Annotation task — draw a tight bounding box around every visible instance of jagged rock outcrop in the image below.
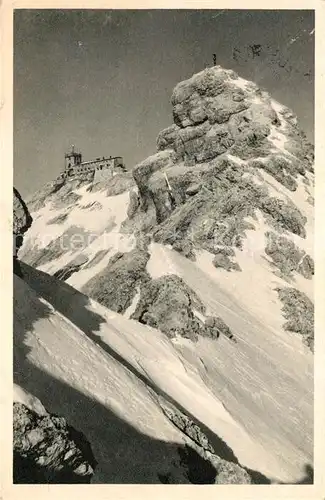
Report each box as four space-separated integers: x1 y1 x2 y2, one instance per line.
13 188 33 237
131 274 235 342
13 402 97 483
276 287 314 352
158 400 252 484
53 254 89 281
132 274 206 340
82 245 150 314
90 171 135 196
162 67 313 166
127 67 312 268
13 188 33 276
265 231 314 280
26 178 67 212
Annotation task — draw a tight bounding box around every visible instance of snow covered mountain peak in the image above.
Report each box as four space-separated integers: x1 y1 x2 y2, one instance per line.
15 65 314 483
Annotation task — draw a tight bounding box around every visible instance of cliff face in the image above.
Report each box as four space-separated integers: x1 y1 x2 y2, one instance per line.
13 191 98 484
131 67 313 242
18 66 314 483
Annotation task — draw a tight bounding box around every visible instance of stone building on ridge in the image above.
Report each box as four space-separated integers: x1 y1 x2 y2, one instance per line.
59 145 126 182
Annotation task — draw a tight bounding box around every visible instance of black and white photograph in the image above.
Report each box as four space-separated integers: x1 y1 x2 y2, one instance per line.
9 7 316 487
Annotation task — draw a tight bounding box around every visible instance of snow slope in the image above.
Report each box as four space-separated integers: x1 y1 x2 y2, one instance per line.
19 185 135 281
146 242 313 480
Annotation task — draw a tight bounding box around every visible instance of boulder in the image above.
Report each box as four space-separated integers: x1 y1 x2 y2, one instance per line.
13 402 97 483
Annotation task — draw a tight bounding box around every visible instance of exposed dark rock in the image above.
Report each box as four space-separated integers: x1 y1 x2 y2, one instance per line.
13 402 97 483
213 253 242 272
26 177 94 213
172 238 196 260
131 68 312 261
251 157 298 192
127 189 140 219
161 404 214 452
229 122 272 160
265 231 314 280
132 149 176 211
261 197 307 238
48 212 69 225
131 274 205 341
53 255 89 281
150 162 259 259
81 246 150 314
185 183 202 196
50 189 82 210
157 67 306 167
297 254 314 278
204 316 237 342
79 201 103 211
13 188 33 236
26 179 67 212
276 287 314 352
177 445 219 484
81 249 110 270
13 188 33 254
157 124 179 151
131 274 235 342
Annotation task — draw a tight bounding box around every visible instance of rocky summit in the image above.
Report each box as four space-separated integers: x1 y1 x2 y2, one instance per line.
14 66 314 484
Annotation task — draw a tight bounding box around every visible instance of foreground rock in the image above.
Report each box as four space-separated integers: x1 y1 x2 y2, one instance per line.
132 274 236 342
13 188 33 276
13 402 97 483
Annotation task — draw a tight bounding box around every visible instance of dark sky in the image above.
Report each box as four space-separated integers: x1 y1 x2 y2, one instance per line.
14 9 314 196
